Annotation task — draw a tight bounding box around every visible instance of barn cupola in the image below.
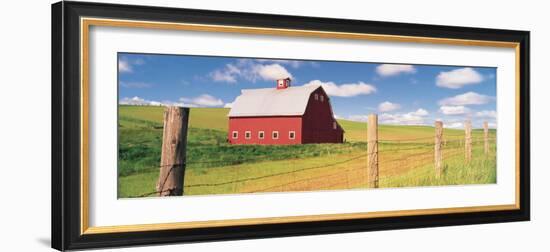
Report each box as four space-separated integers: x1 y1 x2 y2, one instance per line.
276 77 291 90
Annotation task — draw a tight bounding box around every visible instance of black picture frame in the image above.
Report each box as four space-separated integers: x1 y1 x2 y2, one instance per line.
52 1 530 251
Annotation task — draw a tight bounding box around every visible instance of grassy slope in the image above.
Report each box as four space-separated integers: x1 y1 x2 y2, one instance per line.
120 105 229 130
117 105 496 198
379 143 496 187
119 105 479 142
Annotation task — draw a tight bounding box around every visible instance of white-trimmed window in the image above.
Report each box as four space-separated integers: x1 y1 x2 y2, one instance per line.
289 131 296 139
333 121 337 130
314 93 319 100
320 95 324 102
258 131 265 139
272 131 279 139
232 131 238 139
245 131 251 139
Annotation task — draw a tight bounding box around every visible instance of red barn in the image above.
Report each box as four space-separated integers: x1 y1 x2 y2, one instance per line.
227 78 344 145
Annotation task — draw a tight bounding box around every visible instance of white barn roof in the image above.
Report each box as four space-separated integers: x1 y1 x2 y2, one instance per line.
228 85 321 117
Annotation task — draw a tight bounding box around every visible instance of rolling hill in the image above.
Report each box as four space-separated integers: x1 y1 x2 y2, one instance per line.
117 105 496 198
119 105 483 142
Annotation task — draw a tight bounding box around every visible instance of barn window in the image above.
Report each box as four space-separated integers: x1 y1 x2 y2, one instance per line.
333 121 337 130
314 93 319 100
232 131 238 139
320 95 324 102
258 131 265 139
272 131 279 139
245 131 251 139
289 131 296 139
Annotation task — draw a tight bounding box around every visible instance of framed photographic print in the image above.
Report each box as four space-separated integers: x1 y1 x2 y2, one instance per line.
52 1 530 250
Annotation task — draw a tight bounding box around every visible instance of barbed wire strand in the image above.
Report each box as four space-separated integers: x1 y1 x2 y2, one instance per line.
128 137 496 197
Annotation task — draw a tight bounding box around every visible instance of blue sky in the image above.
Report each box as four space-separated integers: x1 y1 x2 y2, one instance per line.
118 53 497 129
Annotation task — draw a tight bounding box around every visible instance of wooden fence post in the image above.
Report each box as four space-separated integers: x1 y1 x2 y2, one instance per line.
483 121 489 156
367 114 379 188
434 121 443 178
157 106 189 196
464 120 472 163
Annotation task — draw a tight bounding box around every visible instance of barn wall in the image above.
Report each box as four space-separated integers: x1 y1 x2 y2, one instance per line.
228 116 302 145
302 88 344 144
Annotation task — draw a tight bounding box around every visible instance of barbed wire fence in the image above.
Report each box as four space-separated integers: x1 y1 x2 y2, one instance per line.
132 108 495 198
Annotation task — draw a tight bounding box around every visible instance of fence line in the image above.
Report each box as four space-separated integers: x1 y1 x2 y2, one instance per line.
217 144 474 195
132 141 493 197
125 138 492 176
135 152 369 197
133 112 496 197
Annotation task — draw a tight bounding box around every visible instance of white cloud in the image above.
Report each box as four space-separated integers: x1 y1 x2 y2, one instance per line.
349 108 429 125
347 115 369 122
254 59 301 68
412 108 429 116
439 105 470 115
475 110 497 118
253 64 293 81
304 80 376 97
118 58 146 73
209 60 292 83
445 122 464 129
120 94 225 108
439 119 497 129
436 67 483 89
210 63 240 83
254 59 321 68
120 81 152 88
379 109 429 125
378 101 401 112
119 96 161 106
118 59 132 73
180 94 224 107
167 102 197 108
119 96 204 107
439 92 492 106
210 70 237 83
376 64 416 77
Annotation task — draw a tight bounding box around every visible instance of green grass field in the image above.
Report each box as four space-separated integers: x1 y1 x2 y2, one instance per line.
117 105 496 198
